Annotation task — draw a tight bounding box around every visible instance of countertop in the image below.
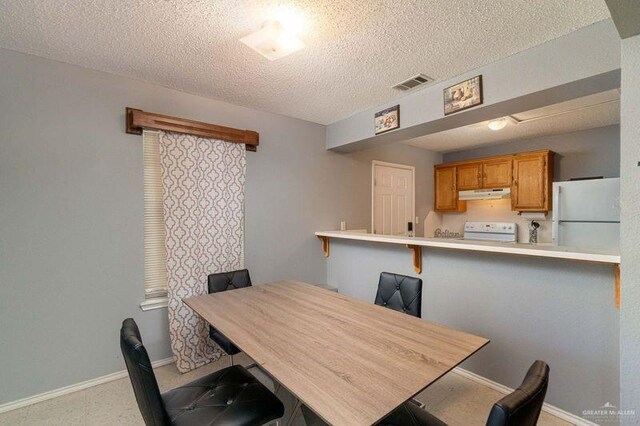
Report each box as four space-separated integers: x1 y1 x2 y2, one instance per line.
314 230 620 264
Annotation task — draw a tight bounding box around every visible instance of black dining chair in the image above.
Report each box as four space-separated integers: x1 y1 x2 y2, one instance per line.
377 360 550 426
120 318 284 426
374 272 425 407
207 269 252 365
374 272 423 318
301 361 549 426
484 360 550 425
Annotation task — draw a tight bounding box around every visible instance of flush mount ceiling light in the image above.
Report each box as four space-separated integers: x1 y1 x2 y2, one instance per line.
488 118 509 131
241 19 305 61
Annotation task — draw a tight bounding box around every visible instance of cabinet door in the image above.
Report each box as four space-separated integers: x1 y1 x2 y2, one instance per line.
435 166 459 211
456 163 482 190
512 153 548 211
482 158 512 188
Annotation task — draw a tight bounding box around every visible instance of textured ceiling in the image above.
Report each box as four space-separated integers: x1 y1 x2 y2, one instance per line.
0 1 611 124
403 90 620 153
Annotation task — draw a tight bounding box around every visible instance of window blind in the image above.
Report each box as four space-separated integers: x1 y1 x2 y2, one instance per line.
143 130 168 300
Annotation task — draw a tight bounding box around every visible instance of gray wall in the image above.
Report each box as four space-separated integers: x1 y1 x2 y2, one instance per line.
620 33 640 422
0 48 440 405
347 145 441 236
327 20 621 151
0 48 420 405
443 125 620 181
327 240 619 418
0 41 630 420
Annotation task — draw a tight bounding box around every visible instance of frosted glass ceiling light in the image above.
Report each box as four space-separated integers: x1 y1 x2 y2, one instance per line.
488 118 508 131
240 20 305 61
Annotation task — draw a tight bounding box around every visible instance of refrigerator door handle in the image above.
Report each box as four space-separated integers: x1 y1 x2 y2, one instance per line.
552 185 560 244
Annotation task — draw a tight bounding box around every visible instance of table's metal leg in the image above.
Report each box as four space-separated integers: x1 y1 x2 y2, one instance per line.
409 398 426 409
240 356 291 424
286 399 302 426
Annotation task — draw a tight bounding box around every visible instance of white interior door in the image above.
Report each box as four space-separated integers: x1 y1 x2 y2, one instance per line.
372 162 415 235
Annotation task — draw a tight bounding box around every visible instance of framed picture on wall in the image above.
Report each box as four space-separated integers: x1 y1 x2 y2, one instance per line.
374 105 400 135
443 75 483 115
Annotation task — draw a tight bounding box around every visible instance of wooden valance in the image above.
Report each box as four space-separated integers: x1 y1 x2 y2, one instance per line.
126 107 259 152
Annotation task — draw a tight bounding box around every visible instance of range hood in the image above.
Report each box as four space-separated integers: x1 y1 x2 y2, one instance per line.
459 188 511 201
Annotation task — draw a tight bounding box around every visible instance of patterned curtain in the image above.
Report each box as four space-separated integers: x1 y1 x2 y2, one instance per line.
158 131 246 373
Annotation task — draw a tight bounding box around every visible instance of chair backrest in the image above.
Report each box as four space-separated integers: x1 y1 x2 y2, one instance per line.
208 269 252 294
374 272 422 318
120 318 169 426
486 361 550 426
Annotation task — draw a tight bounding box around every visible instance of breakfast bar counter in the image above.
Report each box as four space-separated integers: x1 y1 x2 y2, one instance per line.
316 230 621 308
314 230 621 264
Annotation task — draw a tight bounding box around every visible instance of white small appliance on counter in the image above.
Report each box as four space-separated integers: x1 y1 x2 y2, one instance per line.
463 222 517 242
552 178 620 251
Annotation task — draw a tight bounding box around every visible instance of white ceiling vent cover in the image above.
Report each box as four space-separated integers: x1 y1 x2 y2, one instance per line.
393 74 433 91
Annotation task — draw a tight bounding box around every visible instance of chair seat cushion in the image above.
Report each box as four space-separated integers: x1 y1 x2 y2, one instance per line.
377 402 447 426
161 365 283 426
209 327 242 356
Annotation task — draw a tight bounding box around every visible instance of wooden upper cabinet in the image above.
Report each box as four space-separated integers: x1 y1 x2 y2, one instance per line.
456 163 482 190
512 151 554 212
433 149 553 213
482 158 512 188
435 166 465 212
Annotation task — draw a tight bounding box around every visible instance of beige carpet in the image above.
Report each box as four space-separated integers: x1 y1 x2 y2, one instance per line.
0 354 572 426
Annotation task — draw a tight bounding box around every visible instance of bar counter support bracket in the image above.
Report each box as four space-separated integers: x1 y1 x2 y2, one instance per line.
406 245 422 274
318 236 330 257
614 264 620 309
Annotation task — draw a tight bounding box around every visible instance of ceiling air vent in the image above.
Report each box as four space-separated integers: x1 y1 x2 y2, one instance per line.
393 74 433 91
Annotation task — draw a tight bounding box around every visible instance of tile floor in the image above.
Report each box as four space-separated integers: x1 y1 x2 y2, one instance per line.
0 354 572 426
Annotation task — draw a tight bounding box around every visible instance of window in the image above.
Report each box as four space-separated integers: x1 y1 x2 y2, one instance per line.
141 130 168 310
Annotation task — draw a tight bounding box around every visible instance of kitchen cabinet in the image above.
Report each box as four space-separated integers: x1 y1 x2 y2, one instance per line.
434 166 465 211
433 150 553 213
456 163 482 190
512 151 553 212
482 158 512 188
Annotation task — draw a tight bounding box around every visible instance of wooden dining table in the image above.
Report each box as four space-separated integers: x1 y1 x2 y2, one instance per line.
184 280 489 426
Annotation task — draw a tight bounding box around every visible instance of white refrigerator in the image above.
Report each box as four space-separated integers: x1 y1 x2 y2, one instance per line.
552 178 620 251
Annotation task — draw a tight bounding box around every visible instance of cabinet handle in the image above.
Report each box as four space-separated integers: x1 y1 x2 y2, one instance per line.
514 179 518 186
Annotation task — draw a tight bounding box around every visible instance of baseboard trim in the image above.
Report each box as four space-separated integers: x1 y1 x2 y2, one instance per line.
0 357 174 414
452 367 597 426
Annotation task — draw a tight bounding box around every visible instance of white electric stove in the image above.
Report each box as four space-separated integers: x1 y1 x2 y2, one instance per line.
463 222 517 243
